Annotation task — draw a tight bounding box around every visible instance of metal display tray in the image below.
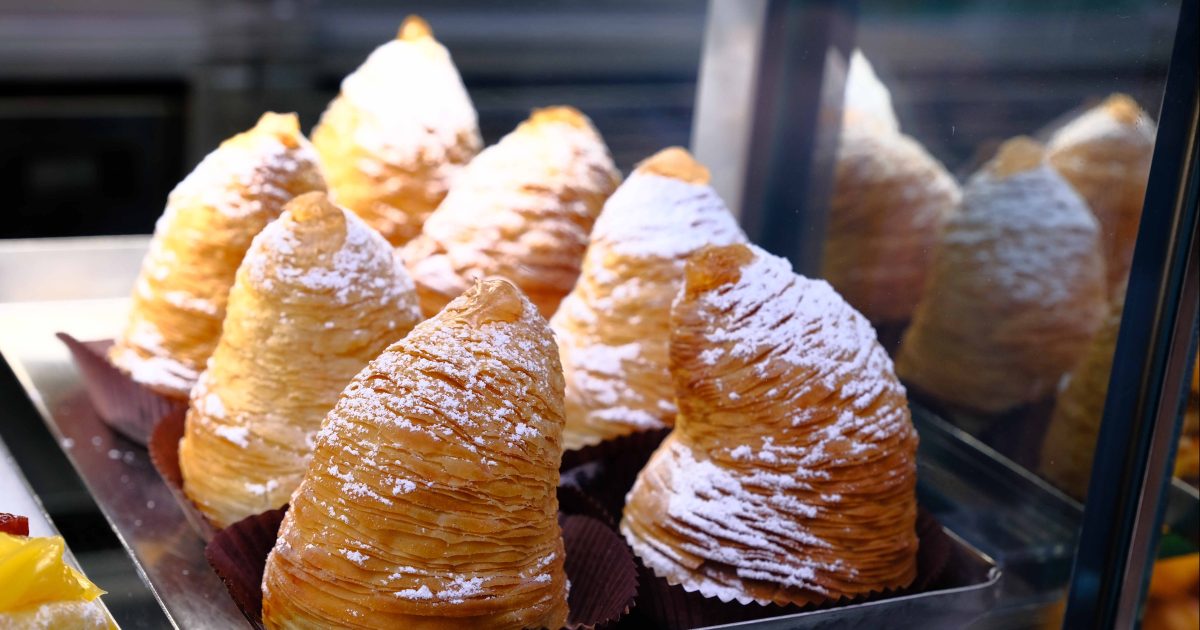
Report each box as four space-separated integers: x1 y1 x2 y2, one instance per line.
0 235 1147 630
0 294 1003 629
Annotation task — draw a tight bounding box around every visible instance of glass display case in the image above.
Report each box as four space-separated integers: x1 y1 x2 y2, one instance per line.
0 1 1195 628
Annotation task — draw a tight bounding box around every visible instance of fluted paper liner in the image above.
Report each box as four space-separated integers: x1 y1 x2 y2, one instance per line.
58 334 187 445
629 508 959 629
560 427 671 523
207 507 637 629
148 407 218 541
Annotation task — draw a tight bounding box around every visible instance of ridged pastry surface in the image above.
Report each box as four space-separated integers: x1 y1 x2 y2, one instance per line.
403 106 621 318
551 147 745 449
621 243 919 607
1039 292 1123 500
896 137 1107 414
313 15 482 246
1048 94 1156 295
262 278 568 630
178 192 422 528
825 53 960 325
110 112 327 397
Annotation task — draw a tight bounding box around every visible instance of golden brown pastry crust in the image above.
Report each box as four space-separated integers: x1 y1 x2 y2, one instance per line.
178 192 422 528
262 278 568 630
896 137 1108 415
313 15 482 246
621 243 919 608
550 148 745 449
403 106 621 318
110 112 327 398
1042 302 1199 497
1048 94 1156 295
824 125 960 325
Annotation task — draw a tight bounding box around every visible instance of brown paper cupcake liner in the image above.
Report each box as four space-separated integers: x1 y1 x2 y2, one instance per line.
206 508 638 630
625 508 956 629
57 333 187 446
560 427 671 522
148 406 218 541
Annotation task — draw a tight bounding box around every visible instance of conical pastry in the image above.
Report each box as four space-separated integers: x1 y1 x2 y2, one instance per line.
1041 298 1199 499
110 113 326 398
896 137 1107 414
823 53 961 325
178 192 422 528
312 15 482 246
1038 292 1121 500
262 279 568 629
1048 94 1155 294
622 243 919 607
403 106 621 318
550 147 746 450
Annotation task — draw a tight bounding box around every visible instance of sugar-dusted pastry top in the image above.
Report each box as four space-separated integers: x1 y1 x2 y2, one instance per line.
111 112 326 397
843 49 900 133
1049 94 1155 153
179 192 421 528
897 137 1107 414
551 147 745 448
1048 93 1156 295
337 16 478 169
622 243 919 607
313 15 482 245
942 138 1100 308
403 106 621 317
262 278 568 629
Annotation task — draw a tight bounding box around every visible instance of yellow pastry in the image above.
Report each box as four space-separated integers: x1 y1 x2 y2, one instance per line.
622 243 919 607
824 52 961 325
550 147 745 449
110 112 326 398
262 278 568 629
896 137 1107 414
313 16 481 246
1048 94 1156 294
178 192 422 528
403 106 621 318
1041 299 1199 498
0 533 114 629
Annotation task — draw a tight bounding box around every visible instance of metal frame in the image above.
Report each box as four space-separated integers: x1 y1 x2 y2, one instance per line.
691 0 857 276
1063 0 1200 626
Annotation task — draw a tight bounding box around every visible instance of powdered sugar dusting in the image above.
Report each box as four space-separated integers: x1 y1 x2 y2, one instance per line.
167 123 319 220
340 37 478 168
941 162 1100 305
844 50 899 133
244 203 420 315
1048 98 1155 152
590 172 744 259
622 243 918 605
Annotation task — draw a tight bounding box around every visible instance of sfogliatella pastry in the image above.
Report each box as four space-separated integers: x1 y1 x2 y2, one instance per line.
550 147 745 450
622 243 919 607
262 279 568 629
1038 291 1123 500
823 52 961 325
110 112 326 398
1048 94 1156 294
313 15 481 246
1041 300 1200 498
178 192 422 528
0 533 113 629
403 106 621 318
896 137 1107 415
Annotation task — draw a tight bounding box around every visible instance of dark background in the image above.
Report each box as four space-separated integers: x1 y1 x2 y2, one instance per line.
0 0 1178 237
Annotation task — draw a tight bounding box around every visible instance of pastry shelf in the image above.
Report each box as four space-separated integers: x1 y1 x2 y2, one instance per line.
0 237 1191 629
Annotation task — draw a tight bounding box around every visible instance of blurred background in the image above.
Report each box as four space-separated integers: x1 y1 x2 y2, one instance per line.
0 0 1178 238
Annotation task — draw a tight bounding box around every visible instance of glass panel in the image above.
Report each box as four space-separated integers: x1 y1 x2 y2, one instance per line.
827 1 1196 626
